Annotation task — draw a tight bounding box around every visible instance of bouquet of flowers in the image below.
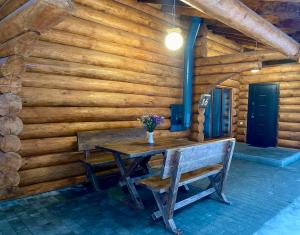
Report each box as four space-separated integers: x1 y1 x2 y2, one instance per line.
139 114 164 133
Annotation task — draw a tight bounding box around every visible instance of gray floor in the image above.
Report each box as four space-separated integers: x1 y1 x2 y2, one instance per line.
1 159 300 235
234 143 300 167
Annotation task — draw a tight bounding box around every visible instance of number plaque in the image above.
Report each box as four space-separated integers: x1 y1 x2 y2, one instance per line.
198 94 211 108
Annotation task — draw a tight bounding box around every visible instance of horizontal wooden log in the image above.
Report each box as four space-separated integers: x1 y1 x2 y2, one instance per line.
279 105 300 113
0 116 23 135
241 72 300 84
22 151 111 170
0 170 20 189
278 130 300 141
239 99 248 105
21 136 76 157
204 31 242 51
0 174 85 200
0 93 22 116
220 79 240 88
20 120 170 139
20 131 189 157
22 72 181 98
280 97 300 105
0 151 22 171
25 57 182 88
243 63 300 76
0 135 21 152
189 132 204 142
280 82 300 90
195 50 288 66
0 0 73 44
113 0 184 29
0 56 24 78
194 73 239 85
31 41 182 79
280 89 300 98
193 85 215 96
240 84 249 91
19 162 85 186
279 122 300 132
20 107 170 124
22 87 181 108
54 16 178 56
239 105 248 112
238 111 247 120
195 62 262 75
239 91 248 99
279 113 300 122
278 139 300 149
72 3 162 42
72 0 171 32
0 32 39 57
23 150 161 171
40 29 182 68
237 128 246 135
206 39 239 54
207 49 226 57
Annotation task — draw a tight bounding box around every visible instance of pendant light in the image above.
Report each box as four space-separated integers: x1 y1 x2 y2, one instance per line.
251 41 262 73
165 0 184 51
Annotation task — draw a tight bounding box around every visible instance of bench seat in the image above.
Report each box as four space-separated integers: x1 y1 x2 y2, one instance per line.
138 164 223 193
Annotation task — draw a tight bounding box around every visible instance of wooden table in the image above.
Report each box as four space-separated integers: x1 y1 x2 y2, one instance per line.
97 138 195 209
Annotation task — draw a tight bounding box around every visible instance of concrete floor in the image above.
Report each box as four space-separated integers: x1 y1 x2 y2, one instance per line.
234 143 300 167
1 159 300 235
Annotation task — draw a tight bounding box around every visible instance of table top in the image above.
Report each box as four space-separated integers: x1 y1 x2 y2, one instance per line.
97 138 196 158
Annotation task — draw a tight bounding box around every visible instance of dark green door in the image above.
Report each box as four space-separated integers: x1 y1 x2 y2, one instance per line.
204 88 231 139
247 83 279 147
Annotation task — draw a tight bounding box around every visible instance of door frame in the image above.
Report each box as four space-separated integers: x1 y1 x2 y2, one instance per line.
246 83 279 147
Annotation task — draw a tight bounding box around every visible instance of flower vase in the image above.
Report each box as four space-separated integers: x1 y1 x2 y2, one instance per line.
147 131 154 145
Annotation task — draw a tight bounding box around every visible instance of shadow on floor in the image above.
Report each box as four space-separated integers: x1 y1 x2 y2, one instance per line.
1 159 300 235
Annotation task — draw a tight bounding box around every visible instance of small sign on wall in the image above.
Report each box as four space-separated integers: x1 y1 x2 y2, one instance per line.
198 94 211 109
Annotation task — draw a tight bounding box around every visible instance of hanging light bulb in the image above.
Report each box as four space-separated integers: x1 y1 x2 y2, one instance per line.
165 0 183 51
251 41 261 73
165 28 184 51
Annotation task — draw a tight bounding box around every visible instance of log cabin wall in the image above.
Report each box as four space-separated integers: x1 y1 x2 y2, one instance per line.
0 0 74 198
0 0 190 200
191 30 243 142
237 63 300 149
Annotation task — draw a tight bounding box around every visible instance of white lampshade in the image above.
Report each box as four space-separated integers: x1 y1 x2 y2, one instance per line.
165 28 184 51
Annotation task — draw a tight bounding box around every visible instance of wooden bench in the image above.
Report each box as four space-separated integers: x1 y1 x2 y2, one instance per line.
137 138 236 234
77 128 146 191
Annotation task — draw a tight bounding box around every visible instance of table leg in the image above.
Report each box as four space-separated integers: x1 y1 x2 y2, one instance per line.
113 152 144 209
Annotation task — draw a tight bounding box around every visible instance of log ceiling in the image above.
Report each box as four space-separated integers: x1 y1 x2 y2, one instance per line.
137 0 300 48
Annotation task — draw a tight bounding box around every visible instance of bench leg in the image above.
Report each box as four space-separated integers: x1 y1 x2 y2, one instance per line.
83 163 101 192
152 191 180 234
208 174 231 205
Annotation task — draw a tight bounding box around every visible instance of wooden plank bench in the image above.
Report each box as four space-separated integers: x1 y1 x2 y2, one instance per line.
77 128 146 191
137 138 236 234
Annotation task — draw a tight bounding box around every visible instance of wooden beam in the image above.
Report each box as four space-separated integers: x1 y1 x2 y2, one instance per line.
161 5 211 18
181 0 300 58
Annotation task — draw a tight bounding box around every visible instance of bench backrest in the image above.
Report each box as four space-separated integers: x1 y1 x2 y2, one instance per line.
77 128 146 152
161 138 235 179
